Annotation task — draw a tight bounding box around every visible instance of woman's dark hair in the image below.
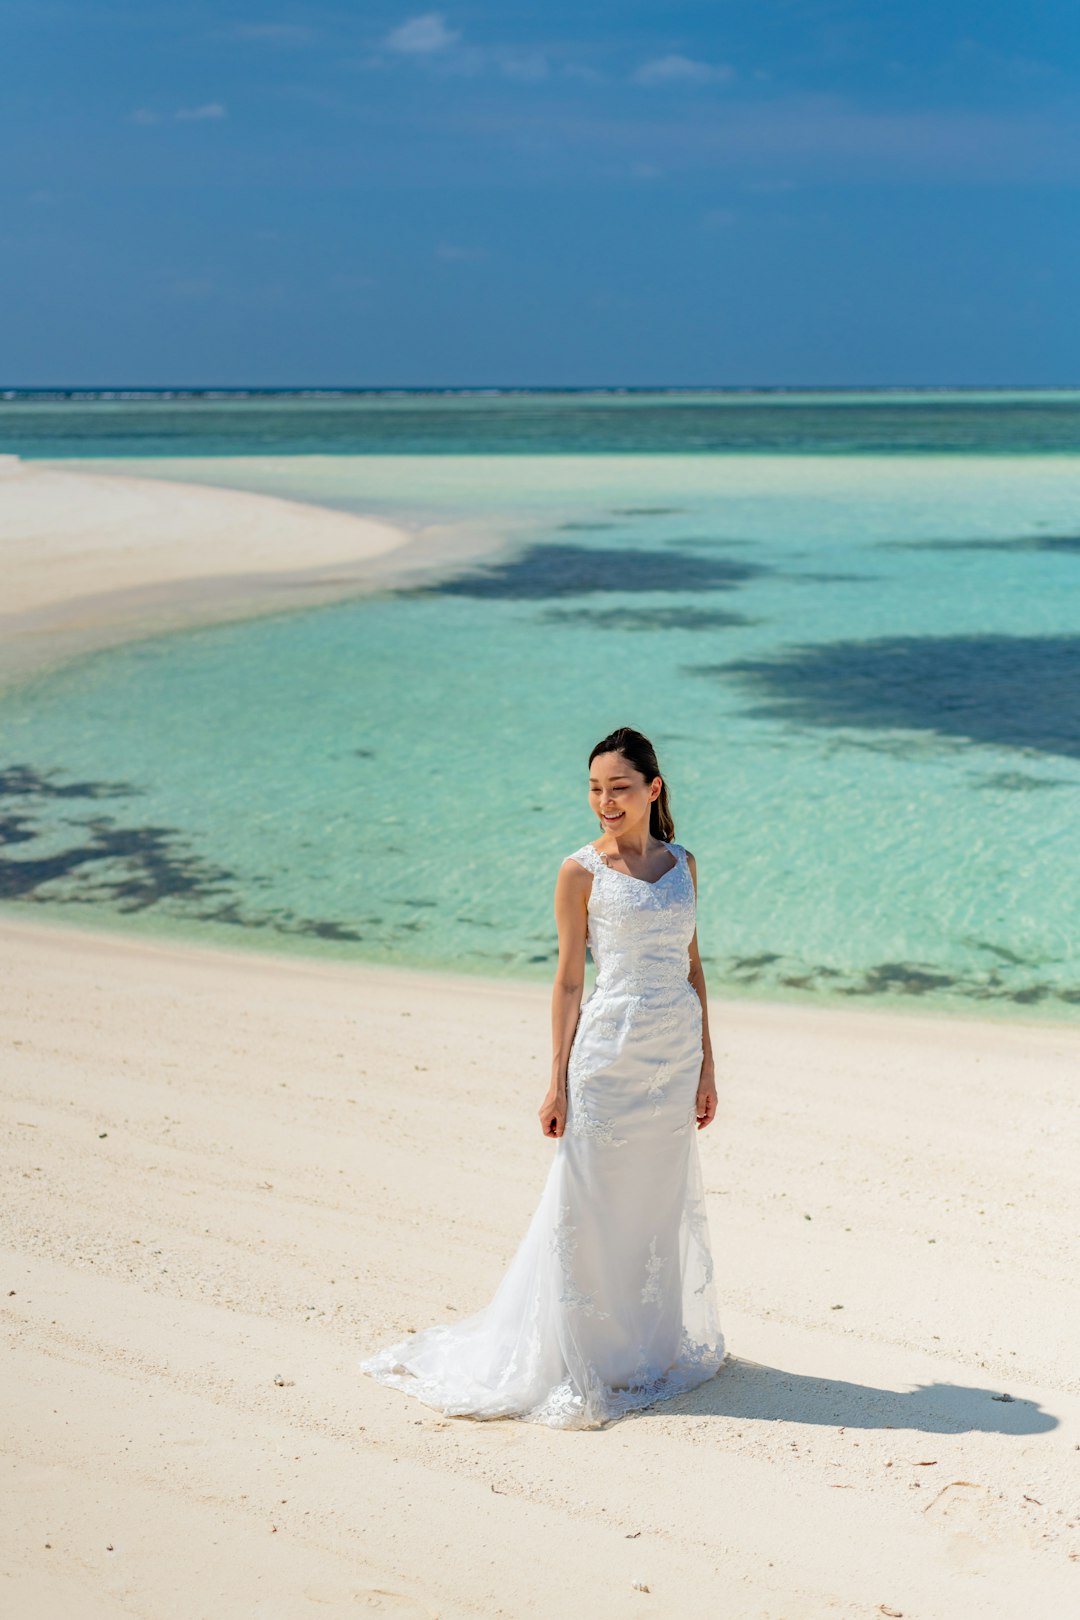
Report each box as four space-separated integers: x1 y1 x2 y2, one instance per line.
588 726 674 843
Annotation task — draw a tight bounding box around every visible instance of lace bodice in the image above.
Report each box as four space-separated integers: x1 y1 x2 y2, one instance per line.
568 840 695 997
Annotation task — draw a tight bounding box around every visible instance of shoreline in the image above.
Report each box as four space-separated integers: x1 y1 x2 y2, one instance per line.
3 906 1079 1618
0 454 506 690
3 900 1079 1036
6 906 1080 1046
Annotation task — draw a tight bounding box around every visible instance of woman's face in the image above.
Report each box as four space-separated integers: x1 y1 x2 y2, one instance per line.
588 751 660 836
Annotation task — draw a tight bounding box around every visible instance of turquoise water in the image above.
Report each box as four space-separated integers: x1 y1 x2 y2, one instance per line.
3 388 1080 456
2 397 1080 1023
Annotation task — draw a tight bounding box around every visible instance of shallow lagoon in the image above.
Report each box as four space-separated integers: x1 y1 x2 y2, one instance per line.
2 406 1080 1021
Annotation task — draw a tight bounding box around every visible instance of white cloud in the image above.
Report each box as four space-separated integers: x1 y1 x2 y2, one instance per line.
131 104 227 126
369 17 562 84
633 55 735 87
366 19 586 88
702 207 738 230
384 12 459 55
176 102 227 121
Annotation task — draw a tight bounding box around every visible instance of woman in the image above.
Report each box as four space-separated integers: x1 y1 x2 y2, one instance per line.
360 726 727 1428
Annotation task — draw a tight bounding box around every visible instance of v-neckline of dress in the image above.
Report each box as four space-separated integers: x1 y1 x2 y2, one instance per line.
593 844 680 887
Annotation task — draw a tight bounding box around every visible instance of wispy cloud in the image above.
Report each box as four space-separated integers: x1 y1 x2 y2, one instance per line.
131 103 228 125
633 55 735 87
384 12 459 55
367 15 559 83
444 91 1080 186
176 102 227 121
500 53 549 83
562 62 606 86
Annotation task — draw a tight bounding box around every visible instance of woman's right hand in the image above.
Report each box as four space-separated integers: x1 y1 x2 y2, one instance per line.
538 1086 567 1139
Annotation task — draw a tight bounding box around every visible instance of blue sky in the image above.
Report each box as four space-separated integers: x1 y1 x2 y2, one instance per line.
3 1 1079 386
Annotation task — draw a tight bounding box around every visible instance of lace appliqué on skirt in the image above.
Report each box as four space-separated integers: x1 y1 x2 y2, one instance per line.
640 1235 666 1305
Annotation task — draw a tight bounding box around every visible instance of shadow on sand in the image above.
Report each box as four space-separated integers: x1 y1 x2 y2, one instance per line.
630 1356 1057 1435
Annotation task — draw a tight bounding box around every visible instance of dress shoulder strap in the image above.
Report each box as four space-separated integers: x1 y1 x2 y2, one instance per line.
567 843 603 875
569 842 683 874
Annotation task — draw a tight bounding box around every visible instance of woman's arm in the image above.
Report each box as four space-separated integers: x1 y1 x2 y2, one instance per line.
537 857 590 1139
685 850 718 1130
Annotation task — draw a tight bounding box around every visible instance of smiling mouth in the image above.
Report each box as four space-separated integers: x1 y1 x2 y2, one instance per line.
601 811 624 822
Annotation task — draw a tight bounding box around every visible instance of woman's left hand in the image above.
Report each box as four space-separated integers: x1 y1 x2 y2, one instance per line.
695 1063 717 1130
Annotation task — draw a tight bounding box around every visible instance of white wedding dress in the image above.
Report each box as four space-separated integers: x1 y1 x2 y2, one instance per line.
360 839 727 1429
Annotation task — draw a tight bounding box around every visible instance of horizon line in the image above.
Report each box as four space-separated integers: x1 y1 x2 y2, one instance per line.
4 383 1080 401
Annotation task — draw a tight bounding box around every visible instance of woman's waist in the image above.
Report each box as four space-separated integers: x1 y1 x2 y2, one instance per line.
592 951 692 995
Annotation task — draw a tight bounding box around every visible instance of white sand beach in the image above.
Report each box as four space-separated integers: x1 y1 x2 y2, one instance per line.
3 915 1079 1619
2 462 1079 1618
0 455 500 690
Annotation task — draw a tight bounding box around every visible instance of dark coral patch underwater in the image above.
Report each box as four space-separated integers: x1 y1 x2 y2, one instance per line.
0 762 397 945
393 541 769 599
881 534 1080 553
538 605 757 632
688 633 1080 761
